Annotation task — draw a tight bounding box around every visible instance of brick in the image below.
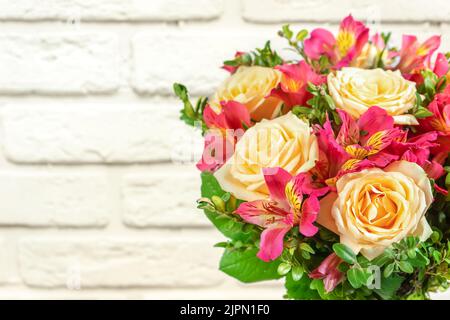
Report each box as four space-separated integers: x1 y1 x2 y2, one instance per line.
0 0 224 21
0 171 110 227
242 0 450 23
122 165 209 228
0 239 13 284
131 30 282 96
2 104 194 163
438 24 450 52
18 234 223 288
0 33 119 94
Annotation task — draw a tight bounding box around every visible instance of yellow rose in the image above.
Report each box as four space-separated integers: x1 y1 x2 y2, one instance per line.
210 66 283 121
214 112 319 201
317 161 433 260
328 68 418 125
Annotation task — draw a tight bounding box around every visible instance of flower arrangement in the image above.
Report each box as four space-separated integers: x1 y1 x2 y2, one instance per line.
173 15 450 300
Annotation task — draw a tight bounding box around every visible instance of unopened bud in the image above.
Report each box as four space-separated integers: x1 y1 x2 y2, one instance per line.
211 195 226 212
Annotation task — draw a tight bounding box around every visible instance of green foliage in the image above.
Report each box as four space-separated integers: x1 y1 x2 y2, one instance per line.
199 172 260 244
278 24 310 63
347 267 371 289
223 41 283 70
374 274 405 300
292 83 340 125
284 273 320 300
173 83 207 132
416 69 448 106
414 106 434 119
219 247 282 283
333 243 357 264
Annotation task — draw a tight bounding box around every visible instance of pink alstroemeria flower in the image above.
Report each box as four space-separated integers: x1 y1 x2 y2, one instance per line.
309 253 344 293
386 132 441 176
314 106 404 185
418 86 450 158
431 53 450 78
409 52 449 85
270 61 326 108
197 101 252 172
236 168 329 262
315 106 442 190
304 15 369 69
396 35 441 75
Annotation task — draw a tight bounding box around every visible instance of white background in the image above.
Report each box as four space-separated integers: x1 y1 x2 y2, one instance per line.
0 0 448 299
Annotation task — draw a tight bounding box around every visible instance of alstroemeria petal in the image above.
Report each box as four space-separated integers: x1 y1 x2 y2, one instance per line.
292 173 330 197
263 167 292 209
434 53 449 77
336 109 360 146
309 253 344 293
257 227 291 262
324 270 345 293
299 196 320 237
304 28 336 60
236 200 289 228
357 106 394 144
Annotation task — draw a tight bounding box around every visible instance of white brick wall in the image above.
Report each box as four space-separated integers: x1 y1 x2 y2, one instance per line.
0 33 119 94
0 0 448 300
0 0 224 21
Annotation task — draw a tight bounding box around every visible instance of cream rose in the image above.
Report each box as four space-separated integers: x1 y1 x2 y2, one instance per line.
210 66 283 121
214 112 319 201
317 161 433 260
351 43 378 69
351 43 388 69
328 67 418 125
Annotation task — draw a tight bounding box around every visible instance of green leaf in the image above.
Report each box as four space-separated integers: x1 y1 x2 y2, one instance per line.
333 243 357 264
277 263 291 276
347 268 362 289
299 243 315 254
291 265 304 281
398 261 414 274
347 267 371 289
281 24 293 39
220 248 282 283
201 173 259 243
285 273 320 300
173 83 195 118
296 29 309 41
173 83 188 100
408 251 430 268
374 274 405 300
292 106 312 116
414 106 434 119
432 250 442 263
324 95 336 110
371 253 392 268
214 242 228 248
407 249 417 259
384 263 395 278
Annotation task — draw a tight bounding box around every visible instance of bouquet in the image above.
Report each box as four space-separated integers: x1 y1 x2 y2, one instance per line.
174 15 450 300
